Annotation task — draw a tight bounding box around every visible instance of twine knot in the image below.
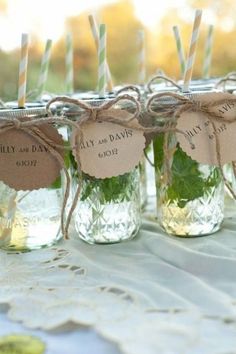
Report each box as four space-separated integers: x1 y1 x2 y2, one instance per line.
90 109 98 121
14 119 22 129
192 100 202 111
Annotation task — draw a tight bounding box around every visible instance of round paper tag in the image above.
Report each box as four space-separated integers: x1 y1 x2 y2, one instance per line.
0 334 45 354
176 92 236 165
73 120 145 178
0 124 64 191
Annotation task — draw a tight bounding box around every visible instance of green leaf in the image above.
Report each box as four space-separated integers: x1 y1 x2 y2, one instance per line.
167 147 205 205
204 167 222 190
153 135 222 208
50 175 62 189
80 171 136 203
153 134 165 171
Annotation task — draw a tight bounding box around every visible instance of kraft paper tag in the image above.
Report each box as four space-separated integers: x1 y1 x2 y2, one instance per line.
72 120 145 178
176 92 236 165
0 124 64 191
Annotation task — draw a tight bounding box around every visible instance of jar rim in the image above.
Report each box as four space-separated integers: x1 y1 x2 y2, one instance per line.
0 105 47 118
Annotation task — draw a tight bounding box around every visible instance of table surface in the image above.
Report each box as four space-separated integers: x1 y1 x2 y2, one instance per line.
1 197 236 354
0 313 120 354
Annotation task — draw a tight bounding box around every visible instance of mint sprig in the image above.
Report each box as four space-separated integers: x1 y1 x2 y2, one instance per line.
153 134 221 208
166 148 206 208
80 172 136 203
69 152 136 203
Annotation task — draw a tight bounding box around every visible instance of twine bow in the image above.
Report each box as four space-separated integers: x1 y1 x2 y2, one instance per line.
147 75 182 93
46 94 141 124
115 85 141 101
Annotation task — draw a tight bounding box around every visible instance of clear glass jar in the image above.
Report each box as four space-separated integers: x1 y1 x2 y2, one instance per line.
222 163 236 219
0 182 62 251
151 94 225 237
73 169 141 244
139 156 148 209
222 89 236 201
0 107 63 251
68 96 141 244
138 100 157 218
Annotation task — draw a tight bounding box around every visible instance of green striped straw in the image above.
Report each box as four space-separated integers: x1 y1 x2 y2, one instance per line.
88 15 113 91
98 24 106 98
37 39 52 98
65 33 74 94
173 26 186 77
203 24 214 79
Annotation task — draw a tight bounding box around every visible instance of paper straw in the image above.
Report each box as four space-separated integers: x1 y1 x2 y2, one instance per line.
88 15 113 91
173 26 186 76
18 33 29 108
183 9 202 92
37 39 52 98
203 24 214 79
98 24 106 98
65 33 74 94
138 29 146 85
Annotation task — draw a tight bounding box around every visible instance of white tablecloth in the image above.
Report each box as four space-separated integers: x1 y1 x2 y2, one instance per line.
1 198 236 354
0 313 120 354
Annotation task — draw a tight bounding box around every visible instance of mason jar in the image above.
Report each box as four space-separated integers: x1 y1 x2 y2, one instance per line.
220 89 236 202
148 91 225 237
0 106 63 251
113 84 148 210
66 95 142 244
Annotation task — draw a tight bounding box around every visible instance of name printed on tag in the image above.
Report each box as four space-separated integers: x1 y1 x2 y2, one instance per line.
72 120 145 178
176 92 236 165
0 124 64 190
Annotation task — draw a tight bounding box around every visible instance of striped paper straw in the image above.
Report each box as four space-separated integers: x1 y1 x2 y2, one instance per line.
173 26 186 76
88 15 113 91
203 24 214 79
37 39 52 98
65 33 74 94
98 24 106 98
18 33 29 108
183 9 202 92
138 29 146 85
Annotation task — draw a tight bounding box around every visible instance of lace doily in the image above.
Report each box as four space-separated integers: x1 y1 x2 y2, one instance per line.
1 207 236 354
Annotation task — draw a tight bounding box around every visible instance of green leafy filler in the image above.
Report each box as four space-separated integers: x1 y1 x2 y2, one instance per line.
69 151 137 204
153 134 222 208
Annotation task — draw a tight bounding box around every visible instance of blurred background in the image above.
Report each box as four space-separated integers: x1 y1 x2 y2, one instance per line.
0 0 235 100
